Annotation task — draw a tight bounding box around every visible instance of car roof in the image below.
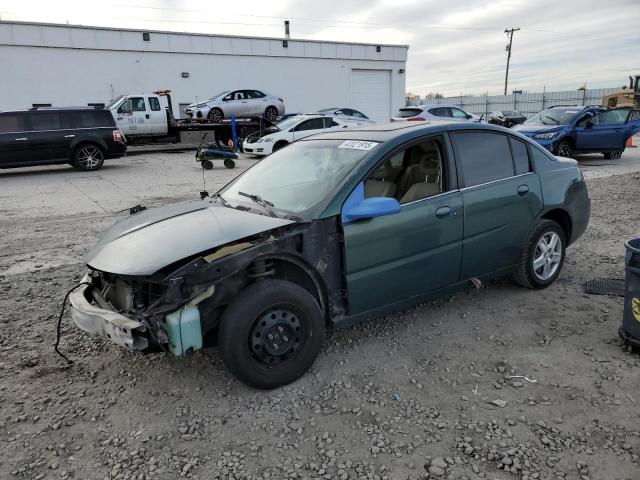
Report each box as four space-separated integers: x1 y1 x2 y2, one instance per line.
401 104 460 110
0 107 105 114
302 120 519 143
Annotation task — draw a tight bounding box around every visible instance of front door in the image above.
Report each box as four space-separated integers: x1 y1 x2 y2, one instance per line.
575 108 631 151
342 136 464 314
0 113 30 167
291 118 327 141
117 97 151 137
450 131 543 278
222 91 248 117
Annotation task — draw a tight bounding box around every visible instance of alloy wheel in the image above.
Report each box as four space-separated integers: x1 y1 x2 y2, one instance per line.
265 107 278 122
77 145 102 169
557 143 571 157
532 232 562 281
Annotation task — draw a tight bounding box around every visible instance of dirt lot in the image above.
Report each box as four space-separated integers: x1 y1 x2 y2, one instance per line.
1 149 639 480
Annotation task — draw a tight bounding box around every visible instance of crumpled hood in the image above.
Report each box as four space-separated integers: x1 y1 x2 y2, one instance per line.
87 200 294 276
512 124 563 136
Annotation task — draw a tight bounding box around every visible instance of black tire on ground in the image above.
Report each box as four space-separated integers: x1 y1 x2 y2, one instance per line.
208 108 223 121
202 160 214 170
265 106 279 122
603 151 622 160
74 143 104 171
513 219 566 289
218 279 325 389
224 158 235 169
272 141 288 153
555 140 573 158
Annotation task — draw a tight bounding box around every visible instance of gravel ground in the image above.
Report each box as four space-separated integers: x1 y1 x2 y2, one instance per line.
1 171 640 480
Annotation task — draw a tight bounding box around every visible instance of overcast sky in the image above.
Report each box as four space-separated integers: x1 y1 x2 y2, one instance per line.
0 0 638 97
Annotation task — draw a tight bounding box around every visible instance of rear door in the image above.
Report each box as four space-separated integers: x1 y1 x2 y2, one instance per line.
575 108 631 151
0 113 29 166
451 130 543 278
147 96 167 135
245 90 268 116
28 112 74 161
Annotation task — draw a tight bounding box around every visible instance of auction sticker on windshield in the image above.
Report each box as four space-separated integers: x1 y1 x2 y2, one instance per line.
338 140 379 151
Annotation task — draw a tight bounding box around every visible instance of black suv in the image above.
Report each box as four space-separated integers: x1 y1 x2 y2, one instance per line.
0 108 126 171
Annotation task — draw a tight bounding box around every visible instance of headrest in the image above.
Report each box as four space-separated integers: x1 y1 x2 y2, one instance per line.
420 155 439 169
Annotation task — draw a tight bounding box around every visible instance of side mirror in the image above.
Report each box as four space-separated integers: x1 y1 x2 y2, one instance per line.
466 114 473 119
342 183 400 223
586 120 594 128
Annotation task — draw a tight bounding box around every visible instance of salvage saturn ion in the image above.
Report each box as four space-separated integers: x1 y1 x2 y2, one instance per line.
70 121 590 389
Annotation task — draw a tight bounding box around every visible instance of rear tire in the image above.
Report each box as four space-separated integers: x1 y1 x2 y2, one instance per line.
218 279 324 389
513 220 566 289
603 151 622 160
555 140 573 158
74 144 104 171
265 106 279 122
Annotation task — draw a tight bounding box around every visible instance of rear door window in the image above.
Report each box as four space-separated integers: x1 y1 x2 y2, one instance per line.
429 107 452 117
509 137 531 175
452 132 515 187
148 97 161 111
0 114 24 133
396 108 423 118
30 113 63 131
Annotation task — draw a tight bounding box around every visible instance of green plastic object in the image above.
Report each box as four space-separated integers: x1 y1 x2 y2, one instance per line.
165 305 203 356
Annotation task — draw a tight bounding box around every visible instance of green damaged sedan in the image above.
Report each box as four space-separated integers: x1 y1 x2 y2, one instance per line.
69 122 590 388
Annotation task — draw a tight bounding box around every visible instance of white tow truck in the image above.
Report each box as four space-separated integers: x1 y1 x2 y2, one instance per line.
106 90 268 146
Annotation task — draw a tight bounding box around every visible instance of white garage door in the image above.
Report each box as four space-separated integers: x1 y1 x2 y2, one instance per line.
350 69 392 123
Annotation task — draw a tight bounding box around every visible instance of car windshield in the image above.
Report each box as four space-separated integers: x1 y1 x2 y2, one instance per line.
525 108 581 126
317 108 337 113
220 139 377 218
106 96 125 109
503 110 520 116
209 91 230 100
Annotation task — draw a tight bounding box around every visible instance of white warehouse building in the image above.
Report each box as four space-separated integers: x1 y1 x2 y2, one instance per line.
0 21 408 123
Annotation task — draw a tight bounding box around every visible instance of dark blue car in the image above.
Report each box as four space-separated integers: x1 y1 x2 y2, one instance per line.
513 105 640 159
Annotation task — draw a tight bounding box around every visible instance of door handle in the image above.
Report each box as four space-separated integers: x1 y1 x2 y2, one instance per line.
14 137 27 141
517 184 529 195
145 114 150 119
64 134 75 138
435 206 453 217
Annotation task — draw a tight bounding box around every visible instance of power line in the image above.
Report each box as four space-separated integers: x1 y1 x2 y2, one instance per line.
504 27 520 95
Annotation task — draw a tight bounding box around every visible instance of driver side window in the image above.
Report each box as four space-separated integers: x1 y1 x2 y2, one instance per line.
295 118 325 131
364 138 447 204
451 108 468 119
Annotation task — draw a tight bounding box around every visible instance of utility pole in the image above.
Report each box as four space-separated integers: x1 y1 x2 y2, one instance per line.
504 27 520 95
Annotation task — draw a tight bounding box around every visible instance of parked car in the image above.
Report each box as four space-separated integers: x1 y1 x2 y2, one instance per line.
242 114 349 156
0 107 126 171
488 110 527 127
393 104 477 122
316 108 375 124
513 105 640 159
184 90 285 122
70 121 590 389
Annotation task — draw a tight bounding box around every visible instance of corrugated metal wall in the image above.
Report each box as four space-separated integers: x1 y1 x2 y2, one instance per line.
406 88 619 116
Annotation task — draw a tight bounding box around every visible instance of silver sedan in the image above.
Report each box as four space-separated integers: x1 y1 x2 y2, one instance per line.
185 89 285 121
316 107 375 125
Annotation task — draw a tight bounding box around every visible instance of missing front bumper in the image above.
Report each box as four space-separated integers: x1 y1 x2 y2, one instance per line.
69 275 148 350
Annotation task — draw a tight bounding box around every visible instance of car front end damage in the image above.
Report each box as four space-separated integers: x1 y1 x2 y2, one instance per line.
69 217 346 357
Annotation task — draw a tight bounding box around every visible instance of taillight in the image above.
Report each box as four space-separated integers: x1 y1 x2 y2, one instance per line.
407 116 425 121
113 129 123 142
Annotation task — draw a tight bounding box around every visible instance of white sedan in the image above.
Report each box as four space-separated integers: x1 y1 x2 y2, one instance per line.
242 115 350 156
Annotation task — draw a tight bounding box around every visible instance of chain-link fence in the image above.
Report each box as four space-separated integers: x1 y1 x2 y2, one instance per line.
406 88 620 117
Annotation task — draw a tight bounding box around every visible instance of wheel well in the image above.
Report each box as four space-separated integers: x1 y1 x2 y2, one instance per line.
266 258 325 314
557 136 574 147
274 140 289 148
541 209 572 243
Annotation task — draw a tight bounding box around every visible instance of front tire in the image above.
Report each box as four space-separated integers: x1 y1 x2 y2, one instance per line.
603 151 622 160
208 108 223 122
513 220 566 289
218 279 324 389
555 140 573 158
74 144 104 171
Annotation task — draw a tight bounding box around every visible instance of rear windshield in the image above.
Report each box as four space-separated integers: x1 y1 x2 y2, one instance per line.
396 108 423 118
